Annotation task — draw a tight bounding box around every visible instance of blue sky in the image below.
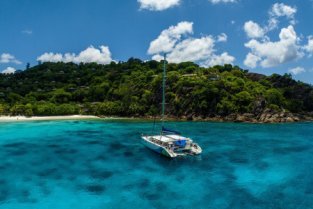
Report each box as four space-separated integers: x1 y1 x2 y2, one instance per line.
1 0 313 83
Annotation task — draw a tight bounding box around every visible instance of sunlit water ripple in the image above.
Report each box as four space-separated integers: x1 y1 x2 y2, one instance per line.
0 120 313 209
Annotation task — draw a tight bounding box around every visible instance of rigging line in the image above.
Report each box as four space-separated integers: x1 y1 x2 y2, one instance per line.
161 54 167 127
152 115 156 135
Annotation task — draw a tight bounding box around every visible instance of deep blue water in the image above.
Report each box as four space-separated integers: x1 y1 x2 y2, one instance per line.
0 120 313 209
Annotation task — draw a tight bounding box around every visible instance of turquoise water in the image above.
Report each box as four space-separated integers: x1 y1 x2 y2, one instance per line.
0 120 313 209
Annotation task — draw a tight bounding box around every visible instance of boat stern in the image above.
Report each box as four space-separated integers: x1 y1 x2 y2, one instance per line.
141 135 177 158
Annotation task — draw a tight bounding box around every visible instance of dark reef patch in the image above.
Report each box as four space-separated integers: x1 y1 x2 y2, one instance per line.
22 176 33 182
227 187 265 209
123 151 134 157
0 182 9 203
17 189 37 203
0 190 9 202
47 144 62 149
175 175 186 183
39 184 51 196
228 155 249 164
54 147 78 155
84 140 104 145
142 166 158 173
84 184 107 195
67 130 103 137
141 191 161 201
89 170 114 180
122 183 134 190
37 168 60 178
138 178 150 188
2 142 29 148
0 179 7 185
254 161 269 170
94 155 107 161
0 165 7 171
108 142 127 151
6 149 28 156
67 175 77 181
274 145 311 155
154 182 167 193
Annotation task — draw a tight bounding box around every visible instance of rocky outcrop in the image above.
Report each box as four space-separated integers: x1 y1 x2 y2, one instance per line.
160 110 313 123
256 109 300 123
188 109 313 123
235 113 258 123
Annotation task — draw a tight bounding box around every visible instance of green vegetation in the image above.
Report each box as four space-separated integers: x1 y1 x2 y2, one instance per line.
0 59 312 117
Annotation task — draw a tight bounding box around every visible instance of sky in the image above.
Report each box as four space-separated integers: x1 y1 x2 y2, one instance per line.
1 0 313 83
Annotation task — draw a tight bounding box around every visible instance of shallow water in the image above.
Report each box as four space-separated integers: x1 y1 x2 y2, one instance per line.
0 120 313 209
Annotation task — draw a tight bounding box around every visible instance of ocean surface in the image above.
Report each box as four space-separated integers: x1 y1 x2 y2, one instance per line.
0 120 313 209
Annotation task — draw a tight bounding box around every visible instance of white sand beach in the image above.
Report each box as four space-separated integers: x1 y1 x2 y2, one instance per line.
0 115 100 122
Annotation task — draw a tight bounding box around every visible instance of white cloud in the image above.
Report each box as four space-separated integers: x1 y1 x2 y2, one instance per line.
148 21 193 54
0 53 22 64
289 67 305 75
207 52 235 66
217 33 228 42
244 53 261 68
270 3 297 19
1 67 16 74
149 21 235 67
37 46 113 64
37 53 63 63
139 0 237 9
244 21 265 38
157 36 215 63
244 25 303 68
268 3 297 30
242 3 312 69
22 30 33 35
208 0 237 4
243 3 297 41
138 0 180 11
304 36 313 55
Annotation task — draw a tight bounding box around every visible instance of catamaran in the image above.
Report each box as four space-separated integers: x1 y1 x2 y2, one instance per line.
141 55 202 158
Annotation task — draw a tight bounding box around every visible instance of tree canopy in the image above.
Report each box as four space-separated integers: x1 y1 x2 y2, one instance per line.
0 59 312 117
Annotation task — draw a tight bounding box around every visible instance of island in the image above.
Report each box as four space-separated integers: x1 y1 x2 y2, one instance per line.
1 58 312 123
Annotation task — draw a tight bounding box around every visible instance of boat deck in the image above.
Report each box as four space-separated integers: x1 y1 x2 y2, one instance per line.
148 134 192 143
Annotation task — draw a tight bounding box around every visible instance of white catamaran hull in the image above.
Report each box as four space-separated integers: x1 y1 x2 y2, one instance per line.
141 136 177 158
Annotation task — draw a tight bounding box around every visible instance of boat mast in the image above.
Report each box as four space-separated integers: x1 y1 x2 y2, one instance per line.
161 54 166 127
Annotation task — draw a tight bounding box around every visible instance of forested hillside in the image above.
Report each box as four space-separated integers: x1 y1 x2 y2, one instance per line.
0 58 312 119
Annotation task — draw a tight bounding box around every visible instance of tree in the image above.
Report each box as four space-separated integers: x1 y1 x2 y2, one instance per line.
265 89 285 107
50 89 72 103
234 91 253 113
217 98 237 115
24 103 34 117
0 104 9 115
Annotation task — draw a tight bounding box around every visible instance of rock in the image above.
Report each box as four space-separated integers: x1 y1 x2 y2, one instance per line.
199 110 313 123
253 98 266 115
235 113 256 122
186 115 193 121
225 114 237 121
235 115 246 122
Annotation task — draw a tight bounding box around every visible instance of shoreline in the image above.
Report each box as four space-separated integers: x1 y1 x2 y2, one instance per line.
0 113 313 123
0 115 101 122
